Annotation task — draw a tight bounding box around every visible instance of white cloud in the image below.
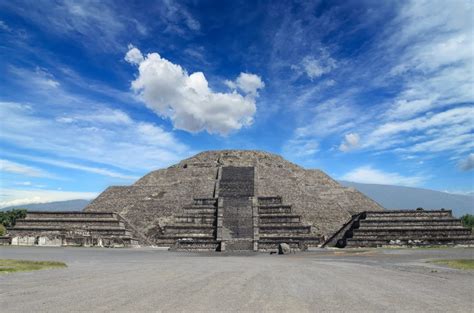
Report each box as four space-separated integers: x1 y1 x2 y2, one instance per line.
225 73 265 97
0 101 190 172
340 166 424 186
0 20 11 32
365 106 474 153
0 0 147 50
124 44 144 65
283 138 319 158
339 133 360 152
458 154 474 171
0 159 52 178
0 189 98 208
126 46 264 135
385 0 474 119
292 51 337 80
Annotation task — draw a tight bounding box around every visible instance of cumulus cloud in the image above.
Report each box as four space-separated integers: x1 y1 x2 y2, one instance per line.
225 73 265 97
340 166 424 186
125 46 264 135
458 153 474 171
339 133 360 152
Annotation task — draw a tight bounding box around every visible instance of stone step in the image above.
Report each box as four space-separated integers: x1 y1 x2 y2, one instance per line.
364 216 456 221
259 214 301 224
258 205 292 214
164 225 215 235
193 198 217 206
25 212 116 219
182 207 216 214
15 220 123 227
358 225 467 230
359 219 462 226
353 228 472 236
157 234 215 241
173 239 219 251
365 210 452 218
259 225 311 234
9 226 131 236
257 196 282 205
174 215 216 224
346 236 474 247
259 235 321 246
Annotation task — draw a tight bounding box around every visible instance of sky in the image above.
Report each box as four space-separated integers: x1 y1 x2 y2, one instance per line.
0 0 473 207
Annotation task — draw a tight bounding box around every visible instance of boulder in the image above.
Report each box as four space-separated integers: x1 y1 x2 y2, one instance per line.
278 243 291 254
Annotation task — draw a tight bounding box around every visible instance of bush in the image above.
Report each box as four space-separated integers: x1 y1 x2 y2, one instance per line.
0 224 6 236
461 214 474 230
0 209 27 228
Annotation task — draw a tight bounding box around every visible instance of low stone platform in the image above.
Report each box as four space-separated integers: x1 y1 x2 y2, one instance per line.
7 211 142 247
323 209 474 248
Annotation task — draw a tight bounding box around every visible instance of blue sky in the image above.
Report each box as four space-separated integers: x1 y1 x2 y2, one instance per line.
0 0 473 207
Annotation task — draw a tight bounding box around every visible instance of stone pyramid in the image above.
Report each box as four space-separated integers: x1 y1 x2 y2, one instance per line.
85 150 383 246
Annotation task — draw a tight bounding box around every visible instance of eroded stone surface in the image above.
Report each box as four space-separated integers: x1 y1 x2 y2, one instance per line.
85 150 383 241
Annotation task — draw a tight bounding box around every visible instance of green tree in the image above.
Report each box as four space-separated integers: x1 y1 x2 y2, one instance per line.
460 214 474 230
0 224 6 236
0 209 27 228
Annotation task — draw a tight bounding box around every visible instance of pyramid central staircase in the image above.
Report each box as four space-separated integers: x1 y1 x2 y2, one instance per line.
157 166 322 251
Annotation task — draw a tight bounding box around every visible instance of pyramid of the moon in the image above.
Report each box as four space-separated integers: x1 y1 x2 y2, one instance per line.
85 150 383 249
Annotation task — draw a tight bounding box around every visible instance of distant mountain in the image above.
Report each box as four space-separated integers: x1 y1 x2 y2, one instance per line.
339 181 473 217
1 199 90 212
2 183 473 218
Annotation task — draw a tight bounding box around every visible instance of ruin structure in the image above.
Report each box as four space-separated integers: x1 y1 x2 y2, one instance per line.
6 150 473 249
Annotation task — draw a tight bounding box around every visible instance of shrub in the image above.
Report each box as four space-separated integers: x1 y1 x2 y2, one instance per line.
0 209 27 228
460 214 474 230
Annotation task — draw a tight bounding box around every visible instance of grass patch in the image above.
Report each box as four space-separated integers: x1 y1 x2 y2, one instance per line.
429 259 474 270
0 259 67 274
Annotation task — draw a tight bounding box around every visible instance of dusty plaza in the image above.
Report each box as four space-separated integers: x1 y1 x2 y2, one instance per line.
1 246 473 313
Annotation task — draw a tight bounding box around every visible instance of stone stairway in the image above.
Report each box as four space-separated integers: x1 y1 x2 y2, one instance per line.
218 166 255 251
8 211 138 247
325 209 474 247
257 196 321 251
162 198 219 251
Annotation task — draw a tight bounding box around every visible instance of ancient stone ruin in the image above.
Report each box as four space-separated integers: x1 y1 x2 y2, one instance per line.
6 150 473 250
324 209 474 248
7 211 144 247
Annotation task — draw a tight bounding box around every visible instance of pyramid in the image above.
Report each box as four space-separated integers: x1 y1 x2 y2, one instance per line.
85 150 383 248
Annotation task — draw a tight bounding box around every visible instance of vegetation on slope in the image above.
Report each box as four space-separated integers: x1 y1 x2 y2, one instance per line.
0 259 67 274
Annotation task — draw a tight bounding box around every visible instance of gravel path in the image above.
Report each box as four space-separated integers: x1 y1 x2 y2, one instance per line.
1 247 473 312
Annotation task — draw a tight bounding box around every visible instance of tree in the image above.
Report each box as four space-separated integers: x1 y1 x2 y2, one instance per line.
0 209 27 228
460 214 474 230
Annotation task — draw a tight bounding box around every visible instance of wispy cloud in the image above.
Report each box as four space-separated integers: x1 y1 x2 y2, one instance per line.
0 159 53 178
340 166 425 187
458 154 474 171
0 188 97 208
0 0 146 51
0 101 190 171
280 0 473 167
